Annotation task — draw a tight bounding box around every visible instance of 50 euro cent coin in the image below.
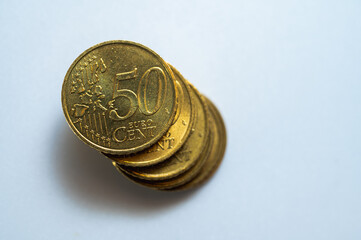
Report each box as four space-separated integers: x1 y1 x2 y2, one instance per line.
61 40 177 155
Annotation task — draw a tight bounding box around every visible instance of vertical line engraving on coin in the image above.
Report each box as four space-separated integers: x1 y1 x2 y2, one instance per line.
70 56 110 147
98 113 103 133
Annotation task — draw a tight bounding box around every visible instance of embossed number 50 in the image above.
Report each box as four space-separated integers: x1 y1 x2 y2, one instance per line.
109 67 167 121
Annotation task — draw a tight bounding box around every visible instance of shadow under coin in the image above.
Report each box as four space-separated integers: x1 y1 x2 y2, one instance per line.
53 120 196 216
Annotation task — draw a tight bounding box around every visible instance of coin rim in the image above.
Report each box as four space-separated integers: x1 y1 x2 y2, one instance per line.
61 40 177 155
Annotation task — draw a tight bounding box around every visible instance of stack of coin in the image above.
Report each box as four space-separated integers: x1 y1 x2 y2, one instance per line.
62 40 226 191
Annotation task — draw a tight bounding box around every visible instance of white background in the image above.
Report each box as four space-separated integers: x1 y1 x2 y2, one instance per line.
1 0 360 239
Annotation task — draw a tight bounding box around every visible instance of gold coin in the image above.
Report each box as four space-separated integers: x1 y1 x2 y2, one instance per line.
116 83 209 180
172 96 227 191
104 65 194 166
62 40 177 155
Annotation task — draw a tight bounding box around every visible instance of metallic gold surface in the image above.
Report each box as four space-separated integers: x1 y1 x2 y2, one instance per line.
173 97 227 191
104 65 194 166
117 96 226 191
114 133 212 190
61 40 226 191
116 83 208 180
62 40 177 155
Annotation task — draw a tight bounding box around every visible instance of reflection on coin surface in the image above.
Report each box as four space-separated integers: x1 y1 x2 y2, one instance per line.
62 40 177 154
117 83 208 180
105 65 194 166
